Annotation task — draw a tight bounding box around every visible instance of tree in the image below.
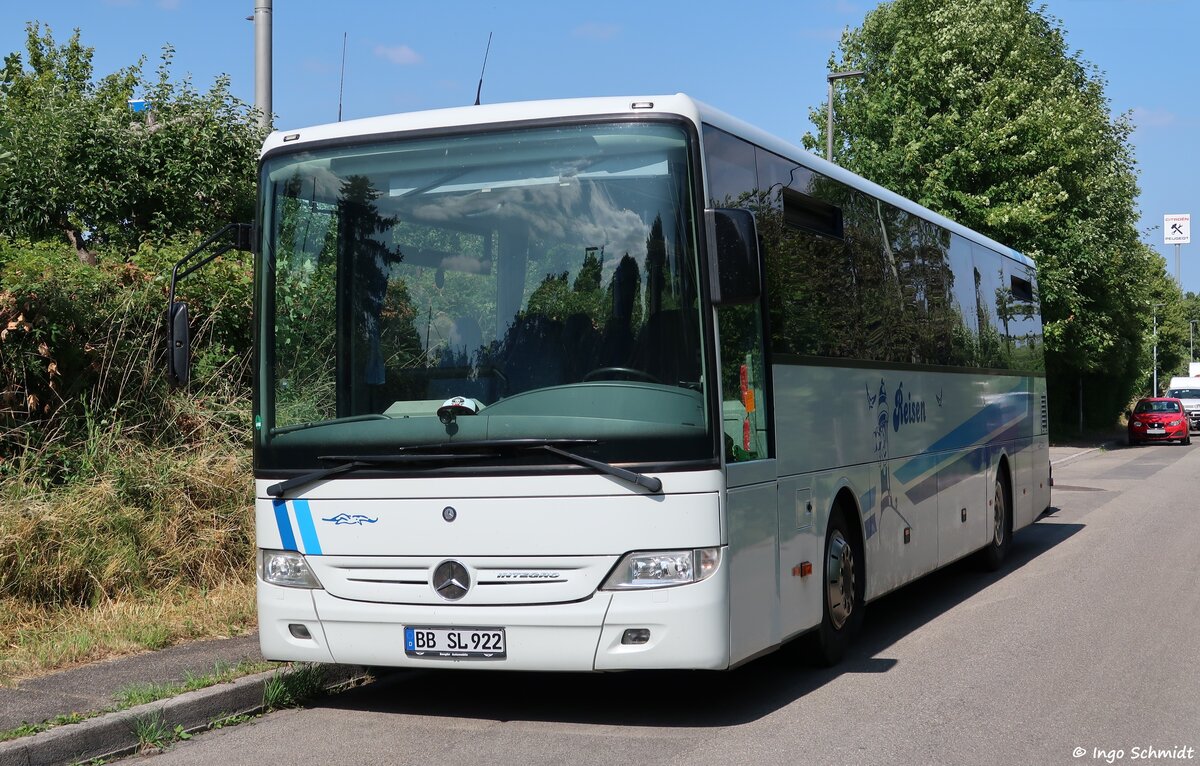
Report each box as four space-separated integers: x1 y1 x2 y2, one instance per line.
0 23 266 261
805 0 1179 430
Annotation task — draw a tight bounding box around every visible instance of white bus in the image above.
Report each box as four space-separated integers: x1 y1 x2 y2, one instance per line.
171 94 1050 670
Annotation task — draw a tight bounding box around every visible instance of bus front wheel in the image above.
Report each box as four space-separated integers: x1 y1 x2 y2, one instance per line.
813 510 864 666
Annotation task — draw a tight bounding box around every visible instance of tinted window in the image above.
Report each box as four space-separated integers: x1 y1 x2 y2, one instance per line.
705 128 1037 373
1000 259 1044 372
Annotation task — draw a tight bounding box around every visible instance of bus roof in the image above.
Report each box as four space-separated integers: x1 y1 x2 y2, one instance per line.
262 93 1031 268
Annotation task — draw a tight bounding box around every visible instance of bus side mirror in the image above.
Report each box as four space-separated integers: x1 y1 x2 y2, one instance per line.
168 301 190 387
164 223 252 389
705 208 760 305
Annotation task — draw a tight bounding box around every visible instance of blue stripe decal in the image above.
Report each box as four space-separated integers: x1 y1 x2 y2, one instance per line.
272 499 298 552
894 380 1033 485
293 499 323 555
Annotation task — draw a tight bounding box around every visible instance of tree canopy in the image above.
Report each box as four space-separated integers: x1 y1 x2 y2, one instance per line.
0 23 266 261
806 0 1183 428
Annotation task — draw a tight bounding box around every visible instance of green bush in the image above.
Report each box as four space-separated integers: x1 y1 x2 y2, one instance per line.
0 236 252 473
0 235 256 607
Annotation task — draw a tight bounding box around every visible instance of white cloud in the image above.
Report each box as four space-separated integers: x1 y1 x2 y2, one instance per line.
572 22 620 41
1131 106 1177 129
374 44 423 66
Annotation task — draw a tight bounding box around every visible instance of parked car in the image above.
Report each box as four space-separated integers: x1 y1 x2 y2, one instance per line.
1127 397 1191 446
1164 377 1200 432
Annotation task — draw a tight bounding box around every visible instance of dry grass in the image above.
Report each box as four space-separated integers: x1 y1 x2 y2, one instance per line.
0 579 256 685
0 416 257 684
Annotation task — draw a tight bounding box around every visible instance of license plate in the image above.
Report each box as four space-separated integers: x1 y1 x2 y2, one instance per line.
405 626 506 660
1147 427 1165 434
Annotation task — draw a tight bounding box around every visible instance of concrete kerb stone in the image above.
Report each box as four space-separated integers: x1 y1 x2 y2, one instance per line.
1050 441 1121 469
0 665 367 766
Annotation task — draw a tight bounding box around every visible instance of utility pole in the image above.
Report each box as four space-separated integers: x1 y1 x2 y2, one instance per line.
1152 303 1165 396
253 0 272 129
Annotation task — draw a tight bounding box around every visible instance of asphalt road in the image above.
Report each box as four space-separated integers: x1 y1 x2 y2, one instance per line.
128 442 1200 766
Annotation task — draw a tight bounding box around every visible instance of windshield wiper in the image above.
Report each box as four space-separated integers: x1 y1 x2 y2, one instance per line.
265 452 490 497
536 444 663 493
385 438 661 492
266 438 663 497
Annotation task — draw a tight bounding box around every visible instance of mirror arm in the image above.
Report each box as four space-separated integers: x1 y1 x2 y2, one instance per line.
166 223 253 388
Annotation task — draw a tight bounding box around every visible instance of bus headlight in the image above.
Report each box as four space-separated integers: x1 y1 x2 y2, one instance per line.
601 547 722 590
259 549 323 589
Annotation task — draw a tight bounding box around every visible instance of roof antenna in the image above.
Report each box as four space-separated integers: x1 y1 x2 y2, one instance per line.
337 32 348 121
473 32 492 106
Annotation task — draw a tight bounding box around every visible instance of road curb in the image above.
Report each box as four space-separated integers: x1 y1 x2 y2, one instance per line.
0 665 366 766
1050 442 1120 469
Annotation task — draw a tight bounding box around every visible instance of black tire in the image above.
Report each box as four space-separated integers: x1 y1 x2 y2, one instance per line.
811 510 864 667
978 471 1012 571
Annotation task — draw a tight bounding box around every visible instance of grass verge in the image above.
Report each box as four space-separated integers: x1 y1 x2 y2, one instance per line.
0 579 257 686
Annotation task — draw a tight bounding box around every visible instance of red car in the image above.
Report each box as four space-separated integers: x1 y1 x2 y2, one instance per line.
1127 397 1191 445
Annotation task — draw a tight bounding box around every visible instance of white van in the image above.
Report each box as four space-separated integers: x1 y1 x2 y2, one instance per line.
1165 377 1200 432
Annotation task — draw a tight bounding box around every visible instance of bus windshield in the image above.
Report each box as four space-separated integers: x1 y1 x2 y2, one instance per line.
256 121 712 471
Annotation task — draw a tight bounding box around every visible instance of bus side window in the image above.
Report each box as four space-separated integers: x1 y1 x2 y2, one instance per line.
718 302 769 462
703 125 771 462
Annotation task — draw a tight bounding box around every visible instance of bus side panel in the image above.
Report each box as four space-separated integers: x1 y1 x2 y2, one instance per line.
726 461 781 665
777 465 874 642
936 446 988 567
1023 377 1052 526
773 363 1039 600
777 474 820 640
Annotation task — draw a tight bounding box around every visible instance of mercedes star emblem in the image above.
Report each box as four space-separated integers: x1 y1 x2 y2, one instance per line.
432 560 470 601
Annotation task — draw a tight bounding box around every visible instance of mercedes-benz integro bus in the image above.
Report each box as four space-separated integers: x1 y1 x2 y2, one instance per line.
247 94 1050 671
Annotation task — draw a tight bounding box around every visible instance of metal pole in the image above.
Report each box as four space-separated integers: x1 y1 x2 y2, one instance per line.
1153 309 1159 395
254 0 272 129
1176 244 1181 286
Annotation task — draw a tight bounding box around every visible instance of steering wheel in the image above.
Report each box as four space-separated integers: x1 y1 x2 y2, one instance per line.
582 367 661 384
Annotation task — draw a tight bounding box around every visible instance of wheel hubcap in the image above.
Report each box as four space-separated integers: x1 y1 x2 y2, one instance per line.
826 531 856 630
993 483 1006 546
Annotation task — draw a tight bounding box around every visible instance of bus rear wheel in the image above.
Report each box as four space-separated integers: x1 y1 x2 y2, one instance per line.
978 471 1012 571
812 510 864 666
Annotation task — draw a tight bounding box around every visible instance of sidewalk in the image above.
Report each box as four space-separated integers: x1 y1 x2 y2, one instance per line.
0 444 1108 766
0 635 366 766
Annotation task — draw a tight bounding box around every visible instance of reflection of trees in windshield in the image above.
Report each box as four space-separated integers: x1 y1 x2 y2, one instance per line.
273 174 339 428
490 210 699 394
268 124 702 427
338 176 426 415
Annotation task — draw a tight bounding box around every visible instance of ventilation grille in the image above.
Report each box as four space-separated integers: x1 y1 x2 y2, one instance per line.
1040 394 1048 432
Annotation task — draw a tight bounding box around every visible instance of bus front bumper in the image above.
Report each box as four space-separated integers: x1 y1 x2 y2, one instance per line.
257 572 730 671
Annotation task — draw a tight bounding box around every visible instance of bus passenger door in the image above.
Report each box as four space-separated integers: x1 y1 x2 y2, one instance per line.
718 301 781 664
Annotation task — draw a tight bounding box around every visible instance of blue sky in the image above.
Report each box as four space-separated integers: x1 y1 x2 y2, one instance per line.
3 1 1196 293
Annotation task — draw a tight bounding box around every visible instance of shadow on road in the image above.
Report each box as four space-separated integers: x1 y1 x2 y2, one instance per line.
321 516 1083 728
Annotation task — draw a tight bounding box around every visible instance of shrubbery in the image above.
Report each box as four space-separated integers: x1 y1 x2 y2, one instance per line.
0 23 266 665
0 236 255 607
